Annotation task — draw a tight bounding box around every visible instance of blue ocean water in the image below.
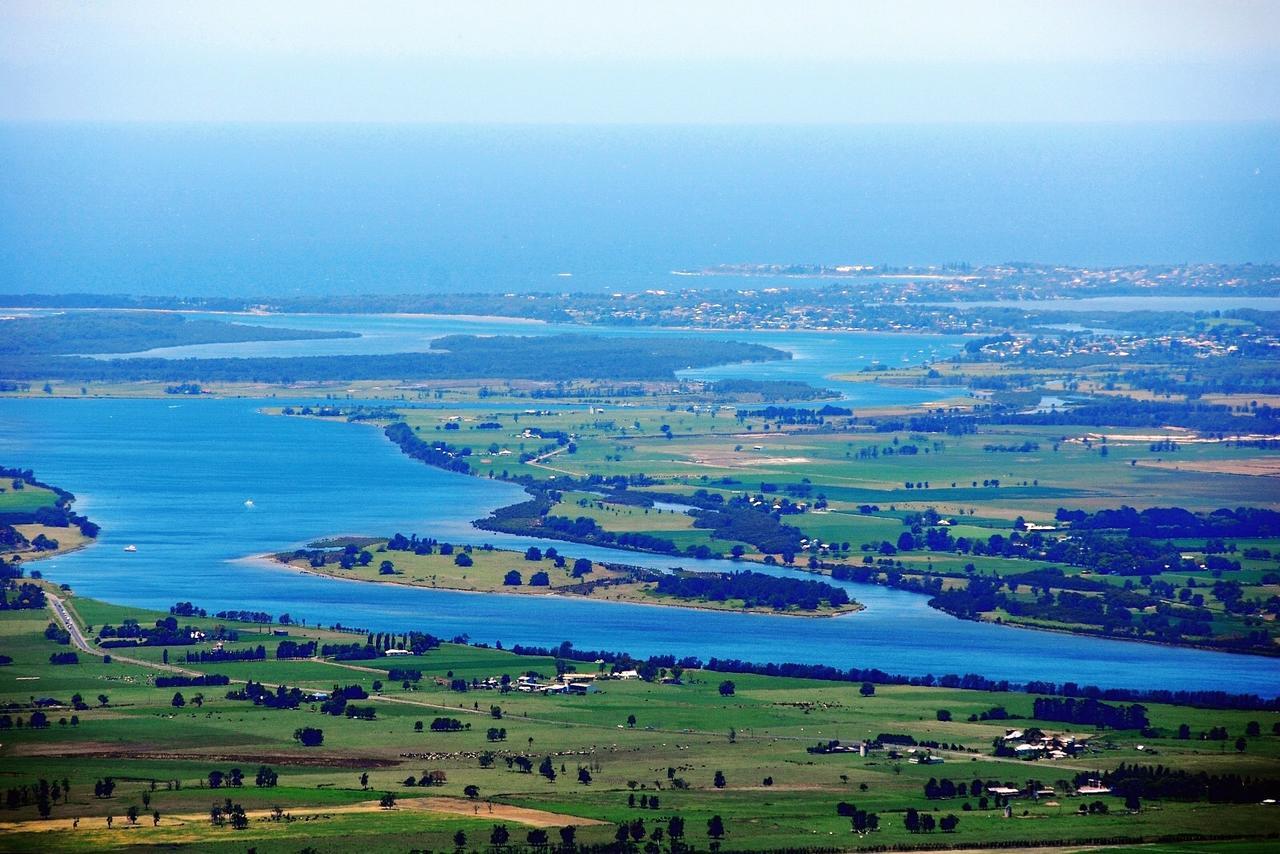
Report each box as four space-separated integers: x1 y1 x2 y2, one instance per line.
1 122 1276 296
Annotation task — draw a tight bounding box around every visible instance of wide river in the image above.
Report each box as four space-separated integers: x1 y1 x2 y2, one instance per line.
4 315 1279 695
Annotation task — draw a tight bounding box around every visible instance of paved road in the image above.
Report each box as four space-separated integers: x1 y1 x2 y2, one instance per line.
46 592 93 654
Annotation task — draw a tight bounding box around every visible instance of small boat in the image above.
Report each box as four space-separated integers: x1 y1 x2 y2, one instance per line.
244 499 255 508
123 545 137 552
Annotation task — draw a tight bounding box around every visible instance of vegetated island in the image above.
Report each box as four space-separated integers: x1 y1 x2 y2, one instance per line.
268 535 860 618
0 333 787 384
0 310 357 356
1 466 100 576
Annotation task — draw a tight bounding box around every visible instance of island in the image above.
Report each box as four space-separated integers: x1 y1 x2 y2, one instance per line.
267 536 861 618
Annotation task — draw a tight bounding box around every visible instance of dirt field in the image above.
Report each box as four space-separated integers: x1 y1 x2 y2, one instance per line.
1136 457 1280 478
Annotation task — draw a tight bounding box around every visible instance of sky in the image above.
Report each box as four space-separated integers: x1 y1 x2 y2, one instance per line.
2 0 1279 123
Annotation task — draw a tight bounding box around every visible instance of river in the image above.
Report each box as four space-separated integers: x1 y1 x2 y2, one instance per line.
4 392 1278 696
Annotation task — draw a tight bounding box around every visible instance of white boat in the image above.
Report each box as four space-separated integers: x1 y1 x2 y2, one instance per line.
123 545 137 552
244 499 255 508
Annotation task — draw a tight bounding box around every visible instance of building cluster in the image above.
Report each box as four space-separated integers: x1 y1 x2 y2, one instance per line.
998 728 1090 761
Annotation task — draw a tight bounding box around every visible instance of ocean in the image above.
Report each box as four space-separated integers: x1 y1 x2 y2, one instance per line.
1 122 1276 296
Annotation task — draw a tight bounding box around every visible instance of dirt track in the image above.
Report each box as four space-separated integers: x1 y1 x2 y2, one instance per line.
0 795 604 836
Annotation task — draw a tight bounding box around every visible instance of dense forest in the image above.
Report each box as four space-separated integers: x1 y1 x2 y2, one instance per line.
0 334 787 383
653 570 852 611
0 311 354 356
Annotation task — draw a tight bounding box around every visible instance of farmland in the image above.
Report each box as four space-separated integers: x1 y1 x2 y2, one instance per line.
1 589 1278 852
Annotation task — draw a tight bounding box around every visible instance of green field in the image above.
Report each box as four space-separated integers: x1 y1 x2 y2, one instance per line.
0 482 58 514
1 589 1278 851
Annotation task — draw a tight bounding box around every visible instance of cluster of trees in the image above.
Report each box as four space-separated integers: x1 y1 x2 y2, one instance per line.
735 404 852 425
653 570 851 611
293 727 323 746
204 766 277 789
1032 697 1149 729
0 311 352 357
383 422 473 475
1082 764 1278 803
98 615 212 647
226 681 304 710
319 684 369 717
183 646 265 663
835 801 880 833
154 674 229 688
709 378 827 399
537 514 679 553
5 334 788 386
0 582 46 610
429 717 466 732
276 640 318 659
3 777 71 818
212 609 274 623
690 501 805 555
999 398 1280 435
903 809 960 833
1058 505 1280 539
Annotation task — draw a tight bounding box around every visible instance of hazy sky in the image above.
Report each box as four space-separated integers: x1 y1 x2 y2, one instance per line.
3 1 1279 123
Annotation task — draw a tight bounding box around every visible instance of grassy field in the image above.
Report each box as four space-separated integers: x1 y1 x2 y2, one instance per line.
0 482 58 514
1 589 1278 851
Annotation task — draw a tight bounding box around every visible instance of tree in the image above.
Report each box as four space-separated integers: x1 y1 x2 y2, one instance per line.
707 815 726 839
860 681 876 697
718 680 735 696
559 825 576 849
98 694 109 707
713 770 726 789
939 814 959 832
578 767 592 785
490 824 510 845
527 828 549 848
293 726 323 746
572 558 593 577
627 714 637 728
904 808 920 833
453 830 467 850
524 546 542 561
1235 737 1248 753
454 552 473 567
171 692 185 708
503 570 523 586
359 772 369 790
464 784 480 799
539 756 557 782
667 815 685 842
379 792 396 809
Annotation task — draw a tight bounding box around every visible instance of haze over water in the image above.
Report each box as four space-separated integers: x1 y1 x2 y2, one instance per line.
2 122 1276 297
